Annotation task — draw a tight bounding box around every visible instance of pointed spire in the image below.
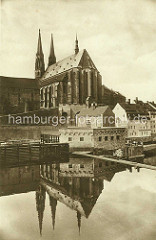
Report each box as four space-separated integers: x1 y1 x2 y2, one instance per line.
36 185 46 236
75 33 79 55
35 29 45 79
48 34 56 66
49 196 57 230
77 211 81 235
37 29 43 55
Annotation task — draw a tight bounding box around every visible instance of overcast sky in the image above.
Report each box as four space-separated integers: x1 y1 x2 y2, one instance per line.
0 0 156 102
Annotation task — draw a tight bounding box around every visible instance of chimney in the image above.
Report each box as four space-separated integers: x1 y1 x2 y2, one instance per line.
127 99 131 104
136 97 138 104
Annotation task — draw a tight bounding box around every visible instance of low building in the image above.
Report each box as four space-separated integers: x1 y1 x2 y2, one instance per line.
59 126 126 153
59 127 94 151
93 127 127 154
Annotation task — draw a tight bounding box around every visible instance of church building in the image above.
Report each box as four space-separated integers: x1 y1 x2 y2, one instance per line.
36 30 103 109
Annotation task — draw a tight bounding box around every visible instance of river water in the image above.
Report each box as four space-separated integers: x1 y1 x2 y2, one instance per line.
0 156 156 240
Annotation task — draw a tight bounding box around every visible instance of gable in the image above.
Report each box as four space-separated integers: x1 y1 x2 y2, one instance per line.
113 103 127 118
78 50 97 70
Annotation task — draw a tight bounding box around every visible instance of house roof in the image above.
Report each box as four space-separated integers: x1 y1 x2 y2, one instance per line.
40 49 98 86
147 102 156 111
77 106 110 117
119 103 149 116
0 76 39 89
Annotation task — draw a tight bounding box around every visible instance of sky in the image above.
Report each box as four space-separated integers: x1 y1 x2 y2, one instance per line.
0 0 156 102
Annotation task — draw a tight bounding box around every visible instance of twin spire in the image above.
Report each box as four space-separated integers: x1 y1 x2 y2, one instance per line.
37 29 43 55
48 34 56 66
35 30 79 78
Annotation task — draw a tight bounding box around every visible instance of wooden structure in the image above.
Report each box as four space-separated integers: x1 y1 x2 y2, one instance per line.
0 142 69 166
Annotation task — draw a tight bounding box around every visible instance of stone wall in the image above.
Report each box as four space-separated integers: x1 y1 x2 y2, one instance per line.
93 127 127 151
0 125 59 142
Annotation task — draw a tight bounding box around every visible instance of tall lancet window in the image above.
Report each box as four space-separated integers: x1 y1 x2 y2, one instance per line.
45 88 47 108
49 86 52 107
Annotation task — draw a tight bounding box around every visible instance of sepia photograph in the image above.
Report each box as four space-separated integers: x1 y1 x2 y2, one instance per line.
0 0 156 239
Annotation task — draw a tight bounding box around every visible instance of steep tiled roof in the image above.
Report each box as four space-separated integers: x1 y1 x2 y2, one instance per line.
40 49 97 85
0 76 39 89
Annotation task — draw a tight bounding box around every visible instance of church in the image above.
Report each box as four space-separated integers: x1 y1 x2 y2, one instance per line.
0 30 125 116
36 30 103 109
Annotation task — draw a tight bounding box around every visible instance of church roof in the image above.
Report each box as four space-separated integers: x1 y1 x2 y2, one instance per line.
40 49 97 86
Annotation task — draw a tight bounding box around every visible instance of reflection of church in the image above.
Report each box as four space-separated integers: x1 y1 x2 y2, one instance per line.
0 158 127 235
36 158 127 234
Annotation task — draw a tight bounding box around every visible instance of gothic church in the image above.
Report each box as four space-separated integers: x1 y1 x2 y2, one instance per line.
35 30 103 109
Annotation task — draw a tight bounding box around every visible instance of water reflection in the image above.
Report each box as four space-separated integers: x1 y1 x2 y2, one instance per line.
0 158 127 234
0 165 40 196
38 158 127 234
0 157 155 239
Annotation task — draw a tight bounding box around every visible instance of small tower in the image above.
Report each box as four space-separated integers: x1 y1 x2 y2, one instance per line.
36 185 46 236
75 34 79 55
35 29 45 79
48 34 56 66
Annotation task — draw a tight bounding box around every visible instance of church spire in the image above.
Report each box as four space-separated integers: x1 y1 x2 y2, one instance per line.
37 29 43 55
49 196 57 230
77 211 81 235
75 34 79 54
36 185 46 236
48 34 56 66
35 29 45 79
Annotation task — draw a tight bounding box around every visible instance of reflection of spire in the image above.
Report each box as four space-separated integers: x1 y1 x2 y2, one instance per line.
36 185 46 236
77 211 81 235
49 195 57 230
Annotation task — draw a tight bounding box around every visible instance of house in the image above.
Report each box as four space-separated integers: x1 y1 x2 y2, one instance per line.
113 102 151 141
75 105 115 128
146 102 156 137
59 127 94 151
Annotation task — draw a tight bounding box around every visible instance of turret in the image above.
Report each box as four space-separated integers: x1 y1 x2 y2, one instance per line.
35 29 45 79
75 34 79 55
48 34 56 66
